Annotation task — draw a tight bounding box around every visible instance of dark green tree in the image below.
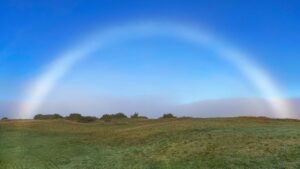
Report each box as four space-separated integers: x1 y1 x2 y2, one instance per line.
34 114 63 120
1 117 8 120
161 113 176 119
65 113 97 123
130 112 139 118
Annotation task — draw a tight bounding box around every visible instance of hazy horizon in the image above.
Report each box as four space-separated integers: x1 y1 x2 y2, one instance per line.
1 97 300 119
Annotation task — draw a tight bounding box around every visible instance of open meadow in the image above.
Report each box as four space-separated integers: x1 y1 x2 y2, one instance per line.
0 117 300 169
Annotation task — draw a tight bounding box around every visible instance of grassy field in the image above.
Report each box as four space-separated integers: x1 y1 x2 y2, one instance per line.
0 117 300 169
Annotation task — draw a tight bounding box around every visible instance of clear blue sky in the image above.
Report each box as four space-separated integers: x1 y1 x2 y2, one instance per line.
1 0 300 117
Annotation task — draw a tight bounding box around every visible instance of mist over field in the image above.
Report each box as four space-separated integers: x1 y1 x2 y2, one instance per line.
1 98 299 119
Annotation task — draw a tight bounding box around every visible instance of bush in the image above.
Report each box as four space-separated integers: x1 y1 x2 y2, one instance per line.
114 112 128 119
78 116 98 123
161 113 176 119
139 116 148 119
65 113 82 121
130 112 139 118
34 114 63 120
101 114 112 122
65 113 97 123
1 117 8 120
130 112 148 119
101 112 128 122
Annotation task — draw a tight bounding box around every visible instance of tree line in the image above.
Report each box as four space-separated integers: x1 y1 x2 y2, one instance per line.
30 112 176 123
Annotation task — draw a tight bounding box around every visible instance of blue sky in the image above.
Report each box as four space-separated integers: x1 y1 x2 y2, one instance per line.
1 0 300 118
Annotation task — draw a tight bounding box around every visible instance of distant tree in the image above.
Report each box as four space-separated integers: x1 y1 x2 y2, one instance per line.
79 116 98 123
180 116 192 119
65 113 82 121
139 116 148 119
130 112 148 119
130 112 139 118
100 112 128 122
34 114 63 120
34 114 43 120
161 113 176 119
65 113 97 123
1 117 8 120
114 112 128 119
101 114 112 122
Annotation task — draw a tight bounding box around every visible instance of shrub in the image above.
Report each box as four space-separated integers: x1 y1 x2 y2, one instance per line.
161 113 176 119
1 117 8 120
78 116 98 123
65 113 97 123
65 113 82 121
34 114 63 120
101 114 112 122
130 112 148 119
101 112 128 122
114 112 128 119
130 112 139 118
139 116 148 119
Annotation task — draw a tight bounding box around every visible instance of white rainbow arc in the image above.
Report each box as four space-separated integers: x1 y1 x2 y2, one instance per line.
18 21 293 119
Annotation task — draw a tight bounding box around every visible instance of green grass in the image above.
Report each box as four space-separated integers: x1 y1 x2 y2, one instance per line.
0 117 300 169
